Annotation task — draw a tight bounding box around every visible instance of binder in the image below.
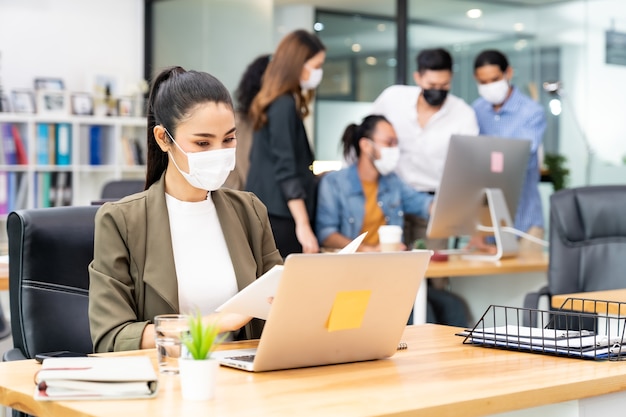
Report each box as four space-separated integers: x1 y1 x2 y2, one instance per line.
1 124 17 165
56 123 71 165
89 125 102 165
34 356 158 401
0 172 7 214
12 124 28 165
36 124 50 165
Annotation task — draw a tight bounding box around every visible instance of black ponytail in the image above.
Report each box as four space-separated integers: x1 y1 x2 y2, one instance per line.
145 66 234 189
340 115 390 161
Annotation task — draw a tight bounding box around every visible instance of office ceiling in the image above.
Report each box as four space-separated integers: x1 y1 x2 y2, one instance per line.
274 0 584 18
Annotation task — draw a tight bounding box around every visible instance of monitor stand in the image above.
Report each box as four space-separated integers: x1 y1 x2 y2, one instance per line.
461 188 519 262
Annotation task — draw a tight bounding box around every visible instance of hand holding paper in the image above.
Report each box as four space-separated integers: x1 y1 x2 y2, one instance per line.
216 233 368 320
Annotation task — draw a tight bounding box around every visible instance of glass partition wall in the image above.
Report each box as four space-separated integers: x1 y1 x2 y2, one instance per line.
314 0 626 187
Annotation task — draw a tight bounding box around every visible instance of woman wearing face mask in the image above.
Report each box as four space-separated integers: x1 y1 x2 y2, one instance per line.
247 30 325 258
316 115 434 252
88 66 283 352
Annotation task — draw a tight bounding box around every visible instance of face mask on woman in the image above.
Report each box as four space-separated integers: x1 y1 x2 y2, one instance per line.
477 79 510 105
165 128 236 191
300 66 323 91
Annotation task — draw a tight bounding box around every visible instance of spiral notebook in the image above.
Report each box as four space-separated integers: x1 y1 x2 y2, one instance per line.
212 250 432 372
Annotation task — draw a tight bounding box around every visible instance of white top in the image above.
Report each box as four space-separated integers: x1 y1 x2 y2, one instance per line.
371 85 479 191
165 192 238 316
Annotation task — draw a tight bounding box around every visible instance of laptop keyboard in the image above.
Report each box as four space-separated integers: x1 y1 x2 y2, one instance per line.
226 354 256 362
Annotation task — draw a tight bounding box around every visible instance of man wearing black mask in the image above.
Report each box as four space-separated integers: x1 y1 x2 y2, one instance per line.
372 48 478 249
372 48 477 328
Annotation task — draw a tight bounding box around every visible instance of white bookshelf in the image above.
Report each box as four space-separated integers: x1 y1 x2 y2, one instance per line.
0 113 147 211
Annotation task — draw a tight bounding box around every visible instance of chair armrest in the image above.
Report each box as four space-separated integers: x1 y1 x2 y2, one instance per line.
523 285 550 310
522 285 550 327
3 348 27 362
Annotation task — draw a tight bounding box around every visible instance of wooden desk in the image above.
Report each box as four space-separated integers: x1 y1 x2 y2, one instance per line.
1 324 626 417
552 289 626 315
425 252 548 278
415 253 548 324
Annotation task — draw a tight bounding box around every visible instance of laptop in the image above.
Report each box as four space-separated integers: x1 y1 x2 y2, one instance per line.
212 250 432 372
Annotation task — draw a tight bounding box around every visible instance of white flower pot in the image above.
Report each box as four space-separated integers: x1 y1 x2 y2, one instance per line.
179 358 219 401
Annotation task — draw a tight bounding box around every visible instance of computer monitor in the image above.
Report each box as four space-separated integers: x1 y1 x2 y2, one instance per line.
426 134 531 261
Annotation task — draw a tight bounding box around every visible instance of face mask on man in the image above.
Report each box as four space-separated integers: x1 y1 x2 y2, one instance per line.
477 78 510 105
164 128 236 191
368 140 400 176
422 88 449 106
300 66 323 91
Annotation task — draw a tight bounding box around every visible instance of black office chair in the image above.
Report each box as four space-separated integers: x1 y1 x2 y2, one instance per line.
3 205 99 362
523 185 626 326
100 179 144 200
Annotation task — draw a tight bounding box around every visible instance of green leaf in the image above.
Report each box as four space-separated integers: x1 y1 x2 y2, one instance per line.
181 309 226 360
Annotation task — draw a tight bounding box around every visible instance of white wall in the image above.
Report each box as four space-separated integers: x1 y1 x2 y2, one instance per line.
0 0 144 96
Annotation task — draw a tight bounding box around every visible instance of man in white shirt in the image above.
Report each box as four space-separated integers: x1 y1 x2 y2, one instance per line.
372 48 477 327
372 48 478 248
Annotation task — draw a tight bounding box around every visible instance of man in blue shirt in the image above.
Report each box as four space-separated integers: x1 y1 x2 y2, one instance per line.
472 50 547 251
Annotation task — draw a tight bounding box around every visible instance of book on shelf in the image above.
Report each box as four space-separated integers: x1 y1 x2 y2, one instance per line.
48 123 56 165
50 171 72 207
121 137 145 166
56 123 72 165
7 172 27 212
0 172 7 214
34 356 159 401
12 124 28 164
89 125 102 165
35 172 52 208
36 123 50 165
1 123 17 165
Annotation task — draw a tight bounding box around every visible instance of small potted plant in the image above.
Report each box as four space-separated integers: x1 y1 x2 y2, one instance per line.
179 310 226 401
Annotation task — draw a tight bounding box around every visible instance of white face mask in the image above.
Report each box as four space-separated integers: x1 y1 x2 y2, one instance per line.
300 66 323 91
477 79 510 105
165 128 236 191
370 142 400 176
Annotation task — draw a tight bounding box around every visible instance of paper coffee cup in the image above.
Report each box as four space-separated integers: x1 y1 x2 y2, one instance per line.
378 225 403 252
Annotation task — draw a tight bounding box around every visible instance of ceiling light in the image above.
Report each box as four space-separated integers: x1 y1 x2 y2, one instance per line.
514 39 528 50
513 23 524 32
377 23 386 32
313 22 324 32
387 58 397 67
549 99 562 116
365 56 377 66
466 9 482 19
351 43 362 53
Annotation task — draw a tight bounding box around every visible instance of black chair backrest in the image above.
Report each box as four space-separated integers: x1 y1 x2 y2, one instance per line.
7 205 99 358
100 179 144 200
549 185 626 296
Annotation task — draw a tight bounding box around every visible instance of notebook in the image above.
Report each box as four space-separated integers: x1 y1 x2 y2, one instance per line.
34 356 158 400
212 250 432 372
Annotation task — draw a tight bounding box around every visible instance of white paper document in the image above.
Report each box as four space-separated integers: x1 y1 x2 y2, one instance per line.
216 232 368 320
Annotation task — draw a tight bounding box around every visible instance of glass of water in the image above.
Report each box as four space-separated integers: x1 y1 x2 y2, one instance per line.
154 314 189 374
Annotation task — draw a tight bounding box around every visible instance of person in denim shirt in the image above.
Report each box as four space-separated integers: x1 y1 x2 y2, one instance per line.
316 115 432 252
316 115 470 327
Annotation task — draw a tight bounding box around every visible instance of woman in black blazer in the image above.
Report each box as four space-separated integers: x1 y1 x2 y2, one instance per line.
247 30 326 257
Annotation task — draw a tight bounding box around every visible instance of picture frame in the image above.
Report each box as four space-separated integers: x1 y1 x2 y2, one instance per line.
117 96 133 117
36 90 69 115
71 93 94 116
11 89 36 113
34 77 65 91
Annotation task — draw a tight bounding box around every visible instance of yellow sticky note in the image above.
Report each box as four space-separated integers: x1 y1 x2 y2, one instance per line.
326 290 371 332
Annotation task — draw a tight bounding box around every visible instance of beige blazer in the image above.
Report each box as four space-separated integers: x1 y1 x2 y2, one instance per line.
88 175 282 352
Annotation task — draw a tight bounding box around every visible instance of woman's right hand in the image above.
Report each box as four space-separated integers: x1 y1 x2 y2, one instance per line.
295 222 319 253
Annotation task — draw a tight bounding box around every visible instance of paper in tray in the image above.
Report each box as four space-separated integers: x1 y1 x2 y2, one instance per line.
458 300 626 361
